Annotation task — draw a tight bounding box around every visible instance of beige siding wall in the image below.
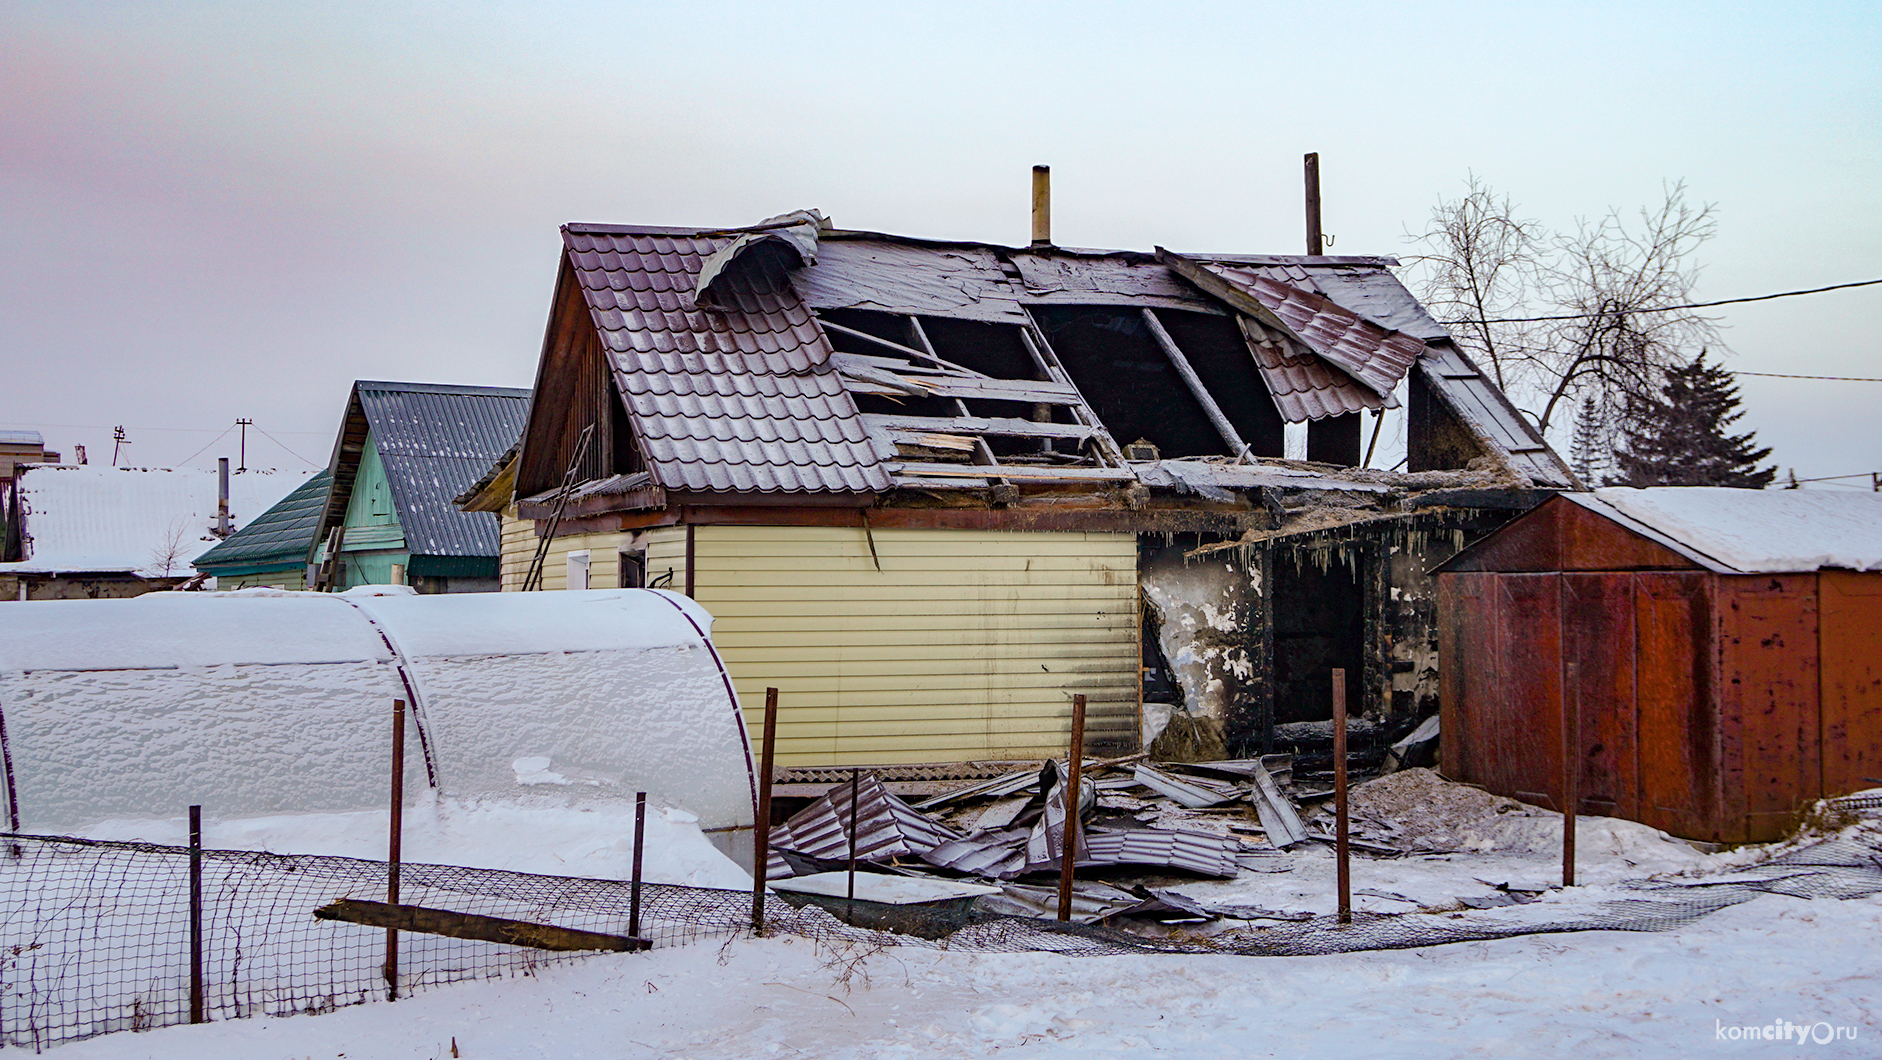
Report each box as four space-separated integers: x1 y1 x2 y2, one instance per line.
500 519 1141 767
498 512 657 592
689 525 1139 767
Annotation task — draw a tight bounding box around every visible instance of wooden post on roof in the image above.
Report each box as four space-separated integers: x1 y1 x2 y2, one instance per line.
1304 153 1324 256
1031 166 1051 247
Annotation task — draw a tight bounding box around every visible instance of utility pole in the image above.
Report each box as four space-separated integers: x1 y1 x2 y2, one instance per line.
1303 152 1324 256
235 419 252 472
111 426 128 467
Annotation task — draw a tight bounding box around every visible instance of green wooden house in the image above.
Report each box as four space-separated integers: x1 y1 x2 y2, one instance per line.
309 380 530 593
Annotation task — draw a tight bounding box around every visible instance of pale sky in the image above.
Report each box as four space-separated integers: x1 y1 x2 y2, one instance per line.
4 2 1878 483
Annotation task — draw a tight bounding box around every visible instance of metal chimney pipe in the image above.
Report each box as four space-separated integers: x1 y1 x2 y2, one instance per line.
216 457 231 538
1303 152 1324 256
1031 165 1051 246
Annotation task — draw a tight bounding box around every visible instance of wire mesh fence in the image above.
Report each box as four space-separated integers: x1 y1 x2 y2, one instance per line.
7 818 1882 1051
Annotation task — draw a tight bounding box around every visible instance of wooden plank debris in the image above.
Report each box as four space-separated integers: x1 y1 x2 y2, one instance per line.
314 900 650 953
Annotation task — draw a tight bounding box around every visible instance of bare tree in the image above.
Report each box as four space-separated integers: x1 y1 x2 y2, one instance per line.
1403 175 1544 392
148 521 195 578
1406 180 1721 438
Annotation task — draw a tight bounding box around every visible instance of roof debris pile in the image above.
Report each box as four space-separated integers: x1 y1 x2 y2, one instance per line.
763 753 1352 932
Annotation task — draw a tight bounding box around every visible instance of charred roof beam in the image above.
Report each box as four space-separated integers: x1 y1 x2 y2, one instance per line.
1140 308 1253 463
1017 311 1127 468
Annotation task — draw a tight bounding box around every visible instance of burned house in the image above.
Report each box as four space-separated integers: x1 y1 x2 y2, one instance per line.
470 208 1574 767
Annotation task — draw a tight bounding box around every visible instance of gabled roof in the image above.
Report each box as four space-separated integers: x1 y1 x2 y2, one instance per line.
0 465 309 576
194 469 330 574
317 381 530 558
522 215 1573 504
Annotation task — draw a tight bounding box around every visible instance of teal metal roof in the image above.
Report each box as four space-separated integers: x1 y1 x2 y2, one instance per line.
194 469 330 574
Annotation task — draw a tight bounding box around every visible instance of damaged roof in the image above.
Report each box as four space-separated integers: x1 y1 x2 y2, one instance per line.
522 213 1573 506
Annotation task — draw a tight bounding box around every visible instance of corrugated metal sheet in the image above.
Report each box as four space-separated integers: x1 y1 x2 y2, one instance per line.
562 225 893 496
1079 827 1241 877
769 772 961 863
678 524 1141 767
194 469 330 572
354 382 530 558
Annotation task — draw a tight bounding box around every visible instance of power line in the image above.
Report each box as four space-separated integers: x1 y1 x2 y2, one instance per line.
252 425 324 469
11 421 330 435
1732 370 1882 383
1442 277 1882 325
173 426 236 468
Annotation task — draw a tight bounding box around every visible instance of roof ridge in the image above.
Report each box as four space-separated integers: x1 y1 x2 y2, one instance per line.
354 380 531 397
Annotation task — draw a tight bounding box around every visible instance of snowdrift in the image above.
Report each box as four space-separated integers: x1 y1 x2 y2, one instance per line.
0 588 756 863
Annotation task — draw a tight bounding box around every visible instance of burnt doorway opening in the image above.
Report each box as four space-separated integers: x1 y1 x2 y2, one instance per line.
1272 551 1364 724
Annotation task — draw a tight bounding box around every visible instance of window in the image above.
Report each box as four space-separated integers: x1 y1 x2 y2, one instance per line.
619 549 646 589
566 550 591 591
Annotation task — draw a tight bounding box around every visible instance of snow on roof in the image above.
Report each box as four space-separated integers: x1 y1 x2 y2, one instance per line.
0 429 45 447
1577 487 1882 573
0 464 312 577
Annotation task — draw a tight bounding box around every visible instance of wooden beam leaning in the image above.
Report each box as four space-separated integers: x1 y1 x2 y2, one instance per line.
316 900 651 953
907 316 1002 470
1017 312 1128 467
1139 308 1252 461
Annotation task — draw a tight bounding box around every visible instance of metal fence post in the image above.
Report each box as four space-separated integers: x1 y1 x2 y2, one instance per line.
629 791 646 940
1333 669 1351 925
1057 694 1086 922
189 804 203 1024
386 698 405 1000
1564 661 1578 887
751 687 779 933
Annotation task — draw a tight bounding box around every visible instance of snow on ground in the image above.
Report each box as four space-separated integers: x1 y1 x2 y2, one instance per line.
54 888 1880 1059
79 795 752 890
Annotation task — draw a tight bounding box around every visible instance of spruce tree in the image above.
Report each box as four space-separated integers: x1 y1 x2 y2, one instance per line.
1610 352 1776 488
1570 395 1608 485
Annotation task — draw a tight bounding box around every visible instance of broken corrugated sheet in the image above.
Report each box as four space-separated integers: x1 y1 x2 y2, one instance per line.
923 830 1028 879
769 772 962 865
1079 827 1242 878
1007 251 1223 314
1023 764 1088 872
796 239 1030 324
1250 765 1310 848
980 881 1145 924
1134 764 1238 809
912 767 1041 811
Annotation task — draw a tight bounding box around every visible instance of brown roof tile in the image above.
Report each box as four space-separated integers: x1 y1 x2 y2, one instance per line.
563 227 891 496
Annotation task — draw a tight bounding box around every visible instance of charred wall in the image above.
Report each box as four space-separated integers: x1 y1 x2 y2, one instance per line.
1136 510 1503 761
